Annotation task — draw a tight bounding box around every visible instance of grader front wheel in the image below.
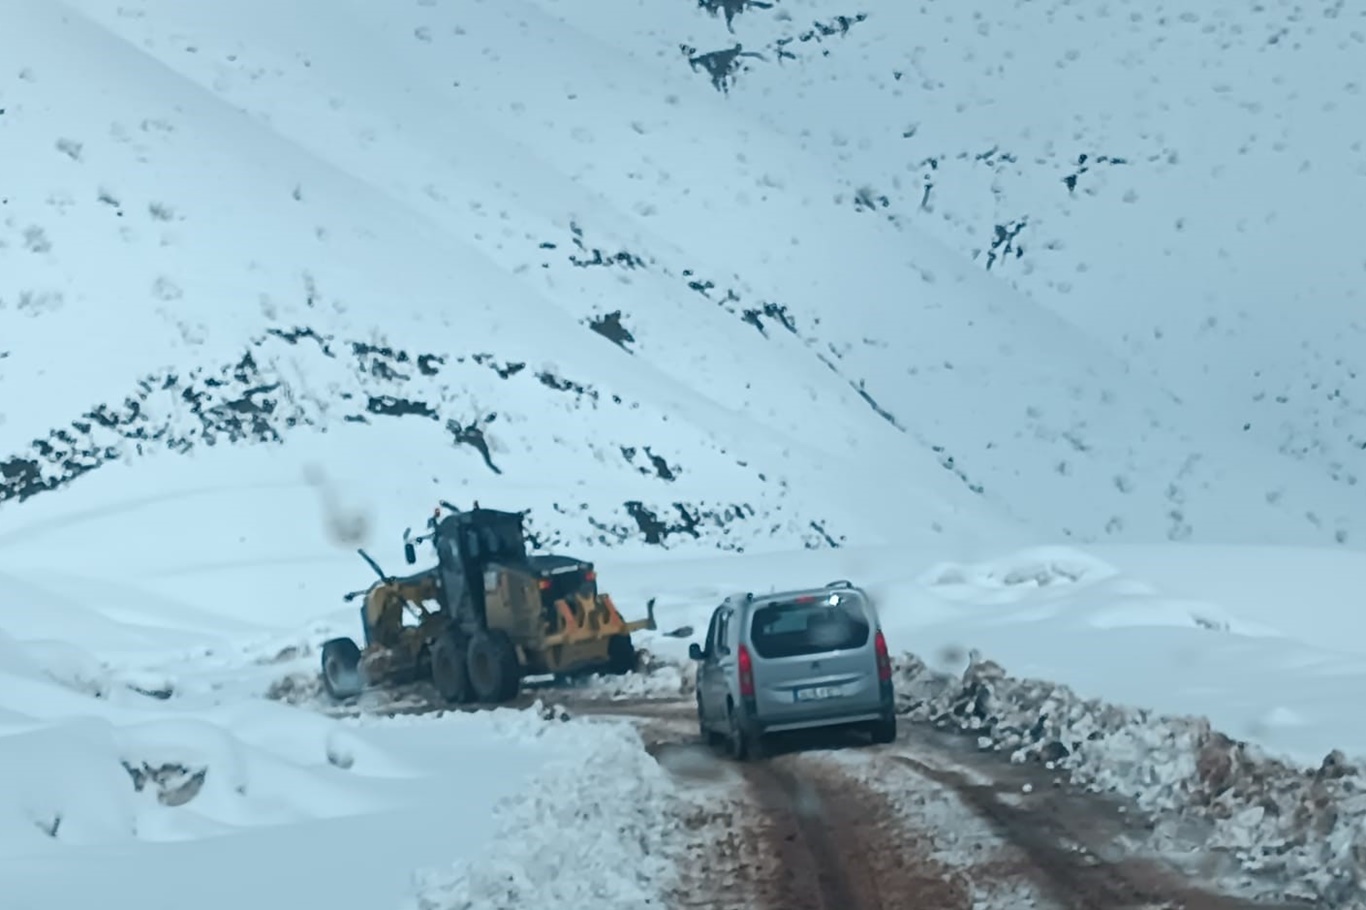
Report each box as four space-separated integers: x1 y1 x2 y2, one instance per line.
320 637 364 700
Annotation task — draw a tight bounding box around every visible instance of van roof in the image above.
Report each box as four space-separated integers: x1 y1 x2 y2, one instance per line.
737 582 866 609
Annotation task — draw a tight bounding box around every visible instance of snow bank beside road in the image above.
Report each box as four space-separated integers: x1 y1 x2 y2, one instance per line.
414 713 680 910
557 649 697 702
0 611 632 910
894 652 1366 907
872 546 1366 765
0 625 403 850
589 544 1366 906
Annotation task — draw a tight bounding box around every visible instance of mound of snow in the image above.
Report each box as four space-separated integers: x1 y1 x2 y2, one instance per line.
893 651 1366 908
0 621 424 852
558 649 698 702
920 547 1117 591
414 714 680 910
559 669 690 703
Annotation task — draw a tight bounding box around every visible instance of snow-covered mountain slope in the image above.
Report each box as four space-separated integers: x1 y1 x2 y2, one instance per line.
592 0 1366 508
1 0 1362 568
0 0 1010 555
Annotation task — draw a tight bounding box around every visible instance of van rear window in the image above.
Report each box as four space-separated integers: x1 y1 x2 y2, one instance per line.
749 597 870 659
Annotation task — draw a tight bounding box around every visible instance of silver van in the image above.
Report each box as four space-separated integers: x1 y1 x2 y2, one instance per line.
688 580 897 760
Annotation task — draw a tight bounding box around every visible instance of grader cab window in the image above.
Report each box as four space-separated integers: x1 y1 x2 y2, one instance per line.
439 511 529 567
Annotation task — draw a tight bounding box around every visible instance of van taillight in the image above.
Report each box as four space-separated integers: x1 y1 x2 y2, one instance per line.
737 642 755 697
874 630 892 682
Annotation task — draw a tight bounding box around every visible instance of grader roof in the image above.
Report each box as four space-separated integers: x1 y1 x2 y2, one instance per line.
436 506 530 565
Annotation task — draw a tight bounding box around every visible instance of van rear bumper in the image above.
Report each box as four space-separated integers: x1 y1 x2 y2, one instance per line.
747 687 896 736
758 711 885 735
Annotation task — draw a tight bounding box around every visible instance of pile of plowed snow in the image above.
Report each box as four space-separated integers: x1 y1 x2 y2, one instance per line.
893 652 1366 907
263 643 694 718
554 649 697 702
413 711 680 909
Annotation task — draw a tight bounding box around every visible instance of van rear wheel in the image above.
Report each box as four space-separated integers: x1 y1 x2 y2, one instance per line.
726 704 764 761
697 695 722 748
869 713 897 745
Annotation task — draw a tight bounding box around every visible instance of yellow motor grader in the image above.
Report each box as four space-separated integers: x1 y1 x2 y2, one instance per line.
318 501 656 705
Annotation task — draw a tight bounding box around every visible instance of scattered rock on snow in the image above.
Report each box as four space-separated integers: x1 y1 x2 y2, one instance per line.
536 701 573 723
121 761 208 807
264 671 323 705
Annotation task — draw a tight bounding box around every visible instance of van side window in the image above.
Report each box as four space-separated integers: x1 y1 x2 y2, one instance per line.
703 607 724 657
715 609 732 655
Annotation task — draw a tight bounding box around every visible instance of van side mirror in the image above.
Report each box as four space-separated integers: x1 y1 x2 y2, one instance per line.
688 642 704 661
404 542 417 565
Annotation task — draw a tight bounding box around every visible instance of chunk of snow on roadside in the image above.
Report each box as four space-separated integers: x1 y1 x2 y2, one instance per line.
1082 598 1255 635
589 666 688 700
921 547 1117 591
117 670 178 700
891 650 1366 907
413 715 679 910
1255 706 1309 729
572 664 695 702
531 648 697 702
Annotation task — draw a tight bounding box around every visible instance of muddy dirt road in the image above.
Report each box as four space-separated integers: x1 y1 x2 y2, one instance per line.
308 681 1311 910
623 702 1312 910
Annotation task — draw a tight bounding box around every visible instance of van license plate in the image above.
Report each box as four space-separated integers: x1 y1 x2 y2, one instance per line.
794 685 844 702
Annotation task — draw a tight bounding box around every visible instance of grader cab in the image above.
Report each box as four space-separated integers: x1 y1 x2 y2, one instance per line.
318 502 656 705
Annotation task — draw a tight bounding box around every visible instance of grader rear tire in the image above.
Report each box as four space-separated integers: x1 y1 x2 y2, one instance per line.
466 630 521 703
431 630 473 704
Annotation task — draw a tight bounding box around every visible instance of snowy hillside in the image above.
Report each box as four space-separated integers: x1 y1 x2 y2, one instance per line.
591 0 1366 528
7 3 1366 907
1 0 1363 558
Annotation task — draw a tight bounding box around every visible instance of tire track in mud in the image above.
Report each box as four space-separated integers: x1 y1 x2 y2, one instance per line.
885 751 1315 910
748 760 862 910
741 755 972 910
894 751 1172 910
638 713 971 910
629 703 1316 910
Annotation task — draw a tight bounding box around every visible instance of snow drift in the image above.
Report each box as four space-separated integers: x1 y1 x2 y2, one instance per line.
413 710 680 910
894 651 1366 907
0 625 404 849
